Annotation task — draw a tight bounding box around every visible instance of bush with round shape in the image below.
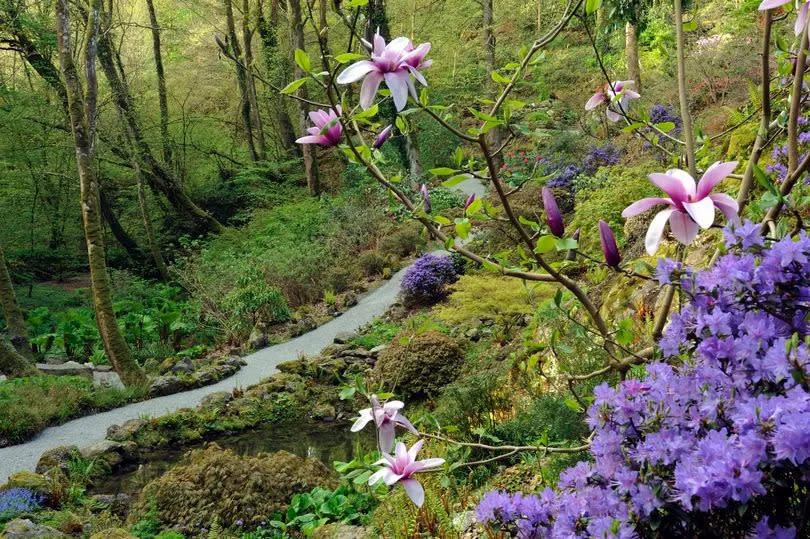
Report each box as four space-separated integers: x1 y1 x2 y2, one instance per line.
373 330 464 400
400 254 457 306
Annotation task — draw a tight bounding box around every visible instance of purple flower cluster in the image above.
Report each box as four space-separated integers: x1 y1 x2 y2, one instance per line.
476 491 555 538
477 226 810 537
0 488 42 519
642 104 683 159
582 143 621 175
400 254 457 304
546 163 581 190
766 116 810 183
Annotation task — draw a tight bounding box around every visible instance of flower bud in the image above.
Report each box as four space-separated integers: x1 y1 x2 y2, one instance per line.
542 187 565 237
599 220 621 268
373 125 393 149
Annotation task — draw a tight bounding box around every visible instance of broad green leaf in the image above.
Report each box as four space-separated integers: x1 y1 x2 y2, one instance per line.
429 167 459 176
682 20 698 31
491 71 511 84
280 78 307 94
467 108 498 122
465 198 482 216
455 218 471 239
555 238 578 251
534 235 556 254
433 215 451 225
442 174 470 187
585 0 602 14
564 398 582 412
654 121 676 133
753 164 779 196
294 49 311 72
621 122 645 133
334 52 366 63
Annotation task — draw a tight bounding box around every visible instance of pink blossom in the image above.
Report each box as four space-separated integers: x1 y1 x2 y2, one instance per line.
622 161 740 255
351 395 417 452
585 80 640 122
336 32 431 111
368 440 445 507
295 107 342 146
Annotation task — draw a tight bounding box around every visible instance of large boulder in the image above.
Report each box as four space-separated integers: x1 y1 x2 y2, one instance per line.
129 444 337 529
2 471 66 507
372 331 464 399
148 375 184 397
1 519 65 538
35 445 80 475
79 440 138 470
106 419 147 442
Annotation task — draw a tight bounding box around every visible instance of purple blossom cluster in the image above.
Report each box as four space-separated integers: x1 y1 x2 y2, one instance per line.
477 226 810 537
0 488 42 520
582 143 621 175
642 104 683 159
546 163 582 190
766 116 810 183
400 254 457 304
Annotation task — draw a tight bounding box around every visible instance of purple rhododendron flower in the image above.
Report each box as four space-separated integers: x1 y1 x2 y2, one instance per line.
622 161 740 254
295 107 342 146
372 125 393 149
401 253 457 304
585 80 640 122
599 220 621 267
369 440 444 507
336 32 431 111
759 0 809 35
351 395 417 452
542 187 565 237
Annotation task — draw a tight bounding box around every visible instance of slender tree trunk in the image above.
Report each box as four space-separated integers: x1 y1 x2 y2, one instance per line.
224 0 259 162
318 0 330 72
0 338 34 377
95 28 225 233
289 0 320 195
99 188 146 264
257 0 299 155
0 242 32 359
134 154 170 281
596 6 605 33
482 0 503 170
674 0 696 176
405 129 424 178
145 0 173 168
625 21 641 91
56 0 145 387
243 0 267 160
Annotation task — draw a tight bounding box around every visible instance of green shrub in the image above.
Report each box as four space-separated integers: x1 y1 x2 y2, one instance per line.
434 368 511 434
357 251 387 278
373 330 464 400
378 222 423 258
224 270 291 329
491 395 589 446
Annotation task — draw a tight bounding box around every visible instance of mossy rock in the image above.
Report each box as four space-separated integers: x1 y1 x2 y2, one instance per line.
2 470 66 507
489 460 546 494
89 528 137 539
130 444 337 529
35 445 81 475
373 331 464 400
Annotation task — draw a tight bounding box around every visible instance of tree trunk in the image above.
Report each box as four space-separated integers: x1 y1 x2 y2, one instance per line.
0 338 34 377
596 6 606 33
95 28 226 234
56 0 145 387
256 0 299 155
318 0 330 72
243 0 267 160
134 154 170 281
0 242 32 359
99 188 146 264
625 21 641 91
224 0 259 162
145 0 173 168
482 0 503 169
405 129 424 178
289 0 320 195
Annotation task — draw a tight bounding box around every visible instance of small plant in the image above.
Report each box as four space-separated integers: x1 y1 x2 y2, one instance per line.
0 488 42 523
400 254 457 305
323 288 337 307
268 485 377 537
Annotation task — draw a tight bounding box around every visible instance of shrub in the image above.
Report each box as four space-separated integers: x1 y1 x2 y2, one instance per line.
581 143 621 175
378 222 423 258
223 270 291 328
491 396 589 447
426 186 464 213
400 254 457 305
476 227 810 537
434 368 511 434
131 444 337 530
373 330 464 400
357 251 387 277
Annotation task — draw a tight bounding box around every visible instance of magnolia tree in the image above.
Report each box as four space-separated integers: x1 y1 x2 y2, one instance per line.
280 0 810 532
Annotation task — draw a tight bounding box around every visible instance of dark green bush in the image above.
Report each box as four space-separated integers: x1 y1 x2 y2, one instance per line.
357 251 387 278
491 395 589 446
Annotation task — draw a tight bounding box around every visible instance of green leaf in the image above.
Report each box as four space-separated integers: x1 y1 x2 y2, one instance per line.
616 319 634 346
682 20 698 32
395 115 408 134
280 78 307 94
354 104 379 120
555 238 578 251
455 218 471 239
491 71 511 84
346 0 368 6
442 174 471 187
654 121 676 133
294 49 311 72
334 52 366 63
585 0 602 14
564 398 582 412
429 167 459 176
419 88 429 106
534 235 556 254
467 108 498 122
465 197 482 216
621 122 644 133
433 215 451 225
338 386 356 400
753 164 779 196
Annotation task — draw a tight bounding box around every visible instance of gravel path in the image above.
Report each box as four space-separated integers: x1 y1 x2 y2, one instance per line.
0 178 485 483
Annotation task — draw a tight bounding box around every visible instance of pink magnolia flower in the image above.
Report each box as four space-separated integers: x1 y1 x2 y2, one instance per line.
585 80 640 122
599 221 621 267
542 187 565 237
464 192 476 211
622 161 740 255
420 183 431 213
759 0 809 35
295 106 342 146
351 395 417 452
368 440 445 507
373 125 393 149
336 32 431 111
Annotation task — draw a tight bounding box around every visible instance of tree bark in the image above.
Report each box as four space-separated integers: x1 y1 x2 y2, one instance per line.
0 338 34 377
56 0 145 387
99 188 146 264
0 242 32 359
289 0 320 195
256 0 299 155
133 153 170 281
482 0 503 170
224 0 259 162
243 0 268 160
95 26 226 233
625 21 641 91
145 0 173 168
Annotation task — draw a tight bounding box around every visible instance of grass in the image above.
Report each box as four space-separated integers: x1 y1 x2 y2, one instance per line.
0 375 145 447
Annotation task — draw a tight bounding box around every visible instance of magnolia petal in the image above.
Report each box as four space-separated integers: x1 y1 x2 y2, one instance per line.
709 193 741 226
359 71 384 109
649 171 693 202
350 409 373 432
416 458 445 470
373 33 386 55
395 441 408 462
368 468 388 486
623 89 641 99
696 161 738 199
402 42 431 67
683 198 716 229
395 415 418 435
622 197 672 218
295 135 325 145
796 1 810 35
605 107 622 122
385 71 410 111
385 400 405 411
408 66 428 87
407 439 425 461
388 36 411 51
308 109 327 125
585 92 605 110
646 208 675 255
378 423 396 453
758 0 790 8
306 126 321 135
336 60 376 84
383 471 403 486
401 479 425 507
669 210 699 245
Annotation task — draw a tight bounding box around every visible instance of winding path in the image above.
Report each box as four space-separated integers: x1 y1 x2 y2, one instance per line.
0 178 485 483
